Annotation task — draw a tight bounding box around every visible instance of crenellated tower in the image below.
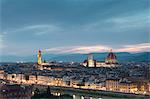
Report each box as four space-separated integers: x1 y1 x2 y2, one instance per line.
37 50 42 65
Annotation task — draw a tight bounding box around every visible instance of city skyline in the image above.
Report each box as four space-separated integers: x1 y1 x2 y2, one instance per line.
1 0 150 56
0 1 150 98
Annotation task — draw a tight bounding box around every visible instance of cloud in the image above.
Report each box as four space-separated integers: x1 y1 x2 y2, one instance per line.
116 43 150 52
2 0 149 56
106 13 149 29
44 45 111 54
7 24 62 36
82 12 149 33
43 43 150 54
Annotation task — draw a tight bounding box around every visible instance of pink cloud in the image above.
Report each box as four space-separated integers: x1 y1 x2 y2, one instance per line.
43 43 150 54
116 43 150 52
44 45 111 54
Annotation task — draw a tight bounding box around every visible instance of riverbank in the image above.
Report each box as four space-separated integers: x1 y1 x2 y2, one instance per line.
34 85 149 99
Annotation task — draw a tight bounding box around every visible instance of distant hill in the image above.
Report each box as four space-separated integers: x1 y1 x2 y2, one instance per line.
50 52 150 62
0 54 58 62
0 52 149 62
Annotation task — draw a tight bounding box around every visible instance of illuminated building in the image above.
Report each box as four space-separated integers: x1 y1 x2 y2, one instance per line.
87 54 96 67
37 50 52 70
127 77 150 94
119 82 138 93
1 72 150 95
106 78 138 93
105 49 118 64
37 50 42 65
83 54 96 67
37 50 50 66
83 49 119 67
0 70 4 80
105 78 120 92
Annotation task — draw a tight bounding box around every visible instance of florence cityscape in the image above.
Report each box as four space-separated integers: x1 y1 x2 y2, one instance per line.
0 0 150 99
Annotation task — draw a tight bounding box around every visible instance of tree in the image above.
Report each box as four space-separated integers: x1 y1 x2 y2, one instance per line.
25 75 29 81
34 88 40 95
47 86 51 95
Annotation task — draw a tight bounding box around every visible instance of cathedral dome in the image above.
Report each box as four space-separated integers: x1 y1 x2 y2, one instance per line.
107 52 117 60
105 49 117 64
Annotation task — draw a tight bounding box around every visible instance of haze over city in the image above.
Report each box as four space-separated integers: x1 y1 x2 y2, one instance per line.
1 0 149 56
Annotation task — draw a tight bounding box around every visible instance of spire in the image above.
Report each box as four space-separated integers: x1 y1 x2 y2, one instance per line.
38 50 41 53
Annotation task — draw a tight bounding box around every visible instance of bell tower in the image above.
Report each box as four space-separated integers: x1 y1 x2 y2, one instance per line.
37 50 42 65
87 54 95 67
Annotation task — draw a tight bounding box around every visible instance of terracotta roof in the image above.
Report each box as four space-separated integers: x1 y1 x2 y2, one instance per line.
106 52 117 60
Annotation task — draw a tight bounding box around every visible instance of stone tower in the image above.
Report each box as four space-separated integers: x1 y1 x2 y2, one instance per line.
37 50 42 65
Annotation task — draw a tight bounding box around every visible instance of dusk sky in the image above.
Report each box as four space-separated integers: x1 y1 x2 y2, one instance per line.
1 0 150 56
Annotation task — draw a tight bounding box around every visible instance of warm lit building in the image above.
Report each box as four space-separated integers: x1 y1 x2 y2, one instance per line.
37 50 42 65
119 82 138 93
53 77 64 86
105 78 120 92
28 75 37 84
105 49 118 64
83 50 119 68
127 77 150 94
0 70 4 74
37 76 51 85
83 54 96 67
37 50 55 70
106 78 138 93
0 70 4 79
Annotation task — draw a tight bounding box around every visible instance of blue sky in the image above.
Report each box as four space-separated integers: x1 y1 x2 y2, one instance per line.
1 0 150 56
